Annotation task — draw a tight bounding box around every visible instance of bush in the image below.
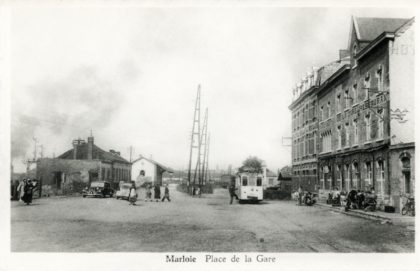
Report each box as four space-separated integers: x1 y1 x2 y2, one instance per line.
263 190 291 200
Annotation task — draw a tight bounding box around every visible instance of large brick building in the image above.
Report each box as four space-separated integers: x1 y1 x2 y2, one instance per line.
289 16 415 211
36 135 132 195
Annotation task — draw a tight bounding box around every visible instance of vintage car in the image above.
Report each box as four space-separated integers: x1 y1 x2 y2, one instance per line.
116 183 132 200
82 181 114 198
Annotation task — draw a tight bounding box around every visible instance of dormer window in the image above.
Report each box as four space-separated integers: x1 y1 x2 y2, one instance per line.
352 43 358 57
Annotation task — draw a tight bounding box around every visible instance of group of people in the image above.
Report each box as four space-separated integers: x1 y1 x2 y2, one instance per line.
128 183 171 206
344 186 377 211
11 179 38 205
296 186 317 206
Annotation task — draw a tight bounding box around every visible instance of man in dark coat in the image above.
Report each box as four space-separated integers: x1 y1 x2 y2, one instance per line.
161 184 171 202
154 183 161 202
229 183 238 204
23 179 36 205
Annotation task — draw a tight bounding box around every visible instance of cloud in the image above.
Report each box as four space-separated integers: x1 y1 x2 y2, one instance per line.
11 65 126 160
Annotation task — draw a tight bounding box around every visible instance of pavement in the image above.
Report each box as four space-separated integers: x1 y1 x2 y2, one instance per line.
315 202 415 226
11 184 415 252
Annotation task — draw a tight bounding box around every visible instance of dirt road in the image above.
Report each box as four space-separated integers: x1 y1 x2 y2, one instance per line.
11 184 414 252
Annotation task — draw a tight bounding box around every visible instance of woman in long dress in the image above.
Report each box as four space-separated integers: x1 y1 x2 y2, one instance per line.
17 179 26 202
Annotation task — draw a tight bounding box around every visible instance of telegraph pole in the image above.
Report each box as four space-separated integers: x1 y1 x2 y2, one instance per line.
200 108 208 187
32 136 38 161
128 146 134 162
204 133 210 184
187 85 201 195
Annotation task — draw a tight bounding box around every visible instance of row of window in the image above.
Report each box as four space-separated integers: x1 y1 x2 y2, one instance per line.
292 101 316 131
320 160 385 193
292 134 316 161
319 65 384 121
240 176 263 187
319 110 385 153
101 167 131 182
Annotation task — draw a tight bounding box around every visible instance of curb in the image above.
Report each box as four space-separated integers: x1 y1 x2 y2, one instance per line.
315 203 393 223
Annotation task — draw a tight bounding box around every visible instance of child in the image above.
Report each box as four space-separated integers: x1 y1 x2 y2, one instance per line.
128 183 137 205
145 184 152 202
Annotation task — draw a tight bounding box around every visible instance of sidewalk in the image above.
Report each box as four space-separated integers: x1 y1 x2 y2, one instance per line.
315 202 415 227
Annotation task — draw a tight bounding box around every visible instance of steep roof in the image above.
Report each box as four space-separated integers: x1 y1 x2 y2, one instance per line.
317 58 349 86
354 17 410 41
132 155 174 173
58 143 130 164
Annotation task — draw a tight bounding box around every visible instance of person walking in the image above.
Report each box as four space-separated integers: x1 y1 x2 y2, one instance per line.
128 183 137 205
154 183 161 202
22 179 36 205
17 179 26 202
297 186 303 206
228 183 238 204
161 184 171 202
143 184 150 202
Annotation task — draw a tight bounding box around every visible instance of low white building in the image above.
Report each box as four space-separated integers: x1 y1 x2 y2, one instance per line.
263 168 279 189
131 155 173 186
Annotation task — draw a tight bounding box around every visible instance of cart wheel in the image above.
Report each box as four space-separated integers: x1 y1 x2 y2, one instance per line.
83 195 86 198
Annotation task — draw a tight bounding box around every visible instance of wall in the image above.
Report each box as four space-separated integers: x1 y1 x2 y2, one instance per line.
389 21 415 145
132 159 156 184
36 158 101 196
389 146 415 212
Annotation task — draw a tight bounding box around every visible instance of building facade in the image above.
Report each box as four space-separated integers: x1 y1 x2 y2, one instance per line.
289 16 415 211
289 60 349 192
36 135 132 195
131 155 173 186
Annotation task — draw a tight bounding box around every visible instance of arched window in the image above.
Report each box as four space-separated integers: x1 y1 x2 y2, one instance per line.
401 157 411 194
140 170 146 176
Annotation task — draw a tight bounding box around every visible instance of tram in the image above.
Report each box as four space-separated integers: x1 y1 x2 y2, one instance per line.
235 172 264 203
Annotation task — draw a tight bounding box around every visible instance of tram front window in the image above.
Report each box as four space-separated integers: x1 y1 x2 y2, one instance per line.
242 177 248 186
256 177 262 186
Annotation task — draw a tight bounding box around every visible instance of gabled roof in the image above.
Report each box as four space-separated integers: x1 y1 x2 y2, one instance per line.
317 58 349 86
266 168 278 177
132 155 174 173
354 17 410 41
58 143 130 164
354 17 415 61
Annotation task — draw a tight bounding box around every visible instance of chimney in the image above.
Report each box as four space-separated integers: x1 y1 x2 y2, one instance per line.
72 140 78 160
87 135 94 160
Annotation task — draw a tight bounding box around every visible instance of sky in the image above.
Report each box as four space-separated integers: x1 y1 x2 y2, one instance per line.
10 6 415 172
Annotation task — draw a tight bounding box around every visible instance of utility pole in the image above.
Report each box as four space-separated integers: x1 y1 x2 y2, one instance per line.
128 146 134 162
204 133 210 184
200 108 208 187
40 144 44 158
187 85 201 195
32 136 38 161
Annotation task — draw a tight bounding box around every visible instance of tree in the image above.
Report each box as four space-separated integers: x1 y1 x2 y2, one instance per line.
238 156 265 173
